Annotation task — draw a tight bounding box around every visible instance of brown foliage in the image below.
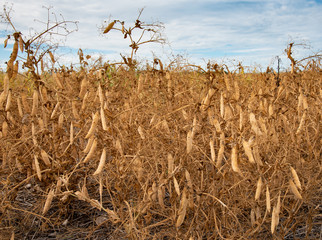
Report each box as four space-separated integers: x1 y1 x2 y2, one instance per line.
0 62 321 239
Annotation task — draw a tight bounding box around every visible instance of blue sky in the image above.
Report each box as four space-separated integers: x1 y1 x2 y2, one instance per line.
0 0 321 71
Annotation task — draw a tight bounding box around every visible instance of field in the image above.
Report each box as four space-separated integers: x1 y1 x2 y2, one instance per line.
0 55 321 239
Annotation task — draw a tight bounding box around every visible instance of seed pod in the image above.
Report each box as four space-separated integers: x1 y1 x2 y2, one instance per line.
103 21 115 34
0 92 7 110
7 62 13 79
275 193 281 227
5 89 12 111
72 101 80 119
53 72 63 89
32 122 37 146
252 144 263 166
233 80 240 101
176 187 188 228
186 130 193 153
258 117 268 137
173 176 180 196
290 166 302 190
11 40 19 62
302 96 308 110
297 92 303 113
213 118 222 133
231 145 240 173
42 189 55 215
224 105 233 120
6 111 14 124
85 111 100 139
40 149 51 166
185 170 193 190
93 148 106 175
210 139 216 162
79 78 88 99
259 100 265 112
48 51 55 63
51 102 60 119
271 206 277 234
3 74 9 96
276 193 281 216
17 97 23 117
250 209 255 227
83 136 94 153
289 179 302 199
224 74 231 91
157 186 165 209
40 86 48 103
2 121 8 138
266 185 271 212
100 106 108 131
56 178 62 194
31 90 39 116
21 92 30 113
255 177 263 201
98 83 104 106
4 38 8 48
81 91 89 110
133 157 143 181
34 155 42 181
216 132 225 168
249 112 262 135
268 103 274 117
220 92 224 118
168 153 174 175
137 74 144 93
83 138 97 163
12 61 18 80
19 35 24 52
138 125 145 139
70 122 74 145
181 110 188 120
242 139 255 163
58 113 64 129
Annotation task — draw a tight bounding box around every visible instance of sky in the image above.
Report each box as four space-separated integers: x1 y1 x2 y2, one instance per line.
0 0 321 71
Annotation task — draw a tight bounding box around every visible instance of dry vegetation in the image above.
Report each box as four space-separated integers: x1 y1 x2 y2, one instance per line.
0 6 321 239
0 52 321 240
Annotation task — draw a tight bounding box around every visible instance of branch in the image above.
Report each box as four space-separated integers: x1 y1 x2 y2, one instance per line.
297 54 322 64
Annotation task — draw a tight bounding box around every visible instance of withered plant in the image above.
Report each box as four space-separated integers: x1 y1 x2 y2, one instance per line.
0 5 321 240
1 4 78 85
101 8 166 69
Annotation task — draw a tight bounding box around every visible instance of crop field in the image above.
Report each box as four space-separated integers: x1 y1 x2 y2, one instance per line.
0 7 321 238
0 50 321 239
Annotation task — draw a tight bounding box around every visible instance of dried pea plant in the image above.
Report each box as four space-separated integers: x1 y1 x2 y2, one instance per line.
0 5 321 240
1 4 78 83
101 8 166 69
